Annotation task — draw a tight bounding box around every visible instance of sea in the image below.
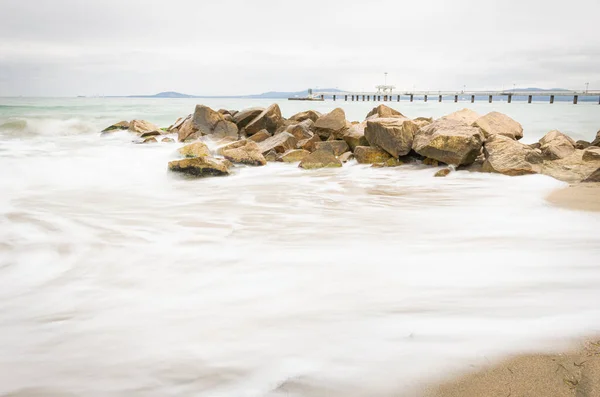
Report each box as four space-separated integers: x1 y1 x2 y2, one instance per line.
1 97 599 397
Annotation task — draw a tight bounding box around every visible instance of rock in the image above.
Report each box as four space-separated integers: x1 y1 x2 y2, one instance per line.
314 140 350 156
278 149 310 163
264 150 279 162
441 108 481 125
179 142 211 158
481 135 542 176
539 130 576 147
365 104 405 120
298 149 343 169
591 130 600 147
365 118 420 158
212 120 239 139
354 146 392 164
289 110 321 123
248 130 271 143
371 158 403 168
233 107 265 130
141 137 157 144
257 132 297 154
168 156 231 177
423 158 439 167
244 104 284 135
161 137 175 143
342 122 368 151
223 114 234 123
540 131 576 160
583 167 600 182
184 105 239 140
168 115 191 133
313 108 348 139
542 150 600 182
412 117 433 128
575 140 591 150
285 122 313 140
338 151 354 163
101 120 130 133
297 134 322 152
177 118 198 142
129 120 161 134
218 109 232 115
473 111 523 140
529 142 542 150
221 140 266 166
434 168 452 177
582 147 600 162
412 118 484 166
139 130 162 138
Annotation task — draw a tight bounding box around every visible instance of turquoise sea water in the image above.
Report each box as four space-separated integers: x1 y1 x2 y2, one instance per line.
0 97 599 396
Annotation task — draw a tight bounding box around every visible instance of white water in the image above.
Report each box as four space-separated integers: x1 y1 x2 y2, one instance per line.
1 98 600 397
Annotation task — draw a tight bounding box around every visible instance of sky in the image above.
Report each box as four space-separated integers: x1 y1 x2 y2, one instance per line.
0 0 599 96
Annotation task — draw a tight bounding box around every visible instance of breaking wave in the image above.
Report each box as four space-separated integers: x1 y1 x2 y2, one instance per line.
0 118 99 137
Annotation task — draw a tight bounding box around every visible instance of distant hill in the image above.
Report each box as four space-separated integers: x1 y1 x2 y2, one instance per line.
129 91 196 98
245 88 346 99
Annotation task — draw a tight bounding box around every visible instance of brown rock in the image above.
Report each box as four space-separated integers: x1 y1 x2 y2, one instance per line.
248 130 271 143
575 140 591 150
542 150 600 182
179 142 211 158
289 110 321 123
278 149 310 163
539 130 576 146
298 134 322 152
244 104 284 135
314 140 350 156
441 108 481 125
257 132 297 154
434 168 452 177
233 107 265 130
212 120 239 139
298 149 343 169
218 109 232 115
168 156 231 177
140 130 162 138
423 158 439 167
168 115 191 133
161 137 175 143
365 104 405 120
191 105 225 135
285 122 313 140
141 137 157 144
129 120 161 134
365 117 420 157
338 151 354 163
529 142 541 150
342 122 368 151
264 150 279 162
473 111 523 140
583 167 600 182
482 135 541 176
101 120 130 133
313 108 348 139
413 118 484 166
540 130 576 160
582 147 600 162
354 146 392 164
178 105 238 141
177 118 198 142
371 158 403 168
221 140 266 166
592 130 600 147
413 117 433 128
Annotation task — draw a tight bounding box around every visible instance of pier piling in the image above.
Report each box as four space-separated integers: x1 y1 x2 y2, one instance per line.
424 95 428 102
454 95 458 102
410 95 413 102
489 95 492 103
550 95 554 104
528 95 532 104
471 95 475 103
573 95 578 104
508 95 512 103
438 95 442 102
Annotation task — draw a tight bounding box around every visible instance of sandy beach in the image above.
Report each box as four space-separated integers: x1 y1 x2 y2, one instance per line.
423 338 600 397
547 183 600 212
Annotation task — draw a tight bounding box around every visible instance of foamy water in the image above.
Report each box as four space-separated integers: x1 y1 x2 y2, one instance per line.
1 98 600 397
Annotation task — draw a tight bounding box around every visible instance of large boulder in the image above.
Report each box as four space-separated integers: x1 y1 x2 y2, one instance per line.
168 115 191 133
168 156 231 177
289 110 321 123
220 140 266 166
278 149 310 163
441 108 481 125
101 120 130 133
539 130 576 160
591 130 600 147
179 142 211 158
191 105 224 135
582 147 600 162
285 121 313 140
244 104 284 135
541 149 600 182
412 117 433 129
412 118 484 166
314 140 349 156
481 135 542 176
298 149 343 169
365 104 405 120
177 118 198 142
473 111 523 140
354 146 392 164
248 129 271 143
313 108 348 139
129 120 161 134
257 132 297 154
583 167 600 182
342 122 368 151
365 118 419 158
178 105 238 141
297 134 322 152
233 107 264 130
575 140 591 150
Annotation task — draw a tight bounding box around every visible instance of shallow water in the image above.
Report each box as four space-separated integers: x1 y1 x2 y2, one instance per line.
1 98 600 396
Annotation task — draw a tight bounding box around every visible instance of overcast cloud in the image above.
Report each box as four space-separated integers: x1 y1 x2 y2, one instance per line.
0 0 599 96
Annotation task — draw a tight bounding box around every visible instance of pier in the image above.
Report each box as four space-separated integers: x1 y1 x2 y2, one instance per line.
296 90 600 104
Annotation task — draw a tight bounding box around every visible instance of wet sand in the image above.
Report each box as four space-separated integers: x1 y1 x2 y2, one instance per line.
547 183 600 212
422 339 600 397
